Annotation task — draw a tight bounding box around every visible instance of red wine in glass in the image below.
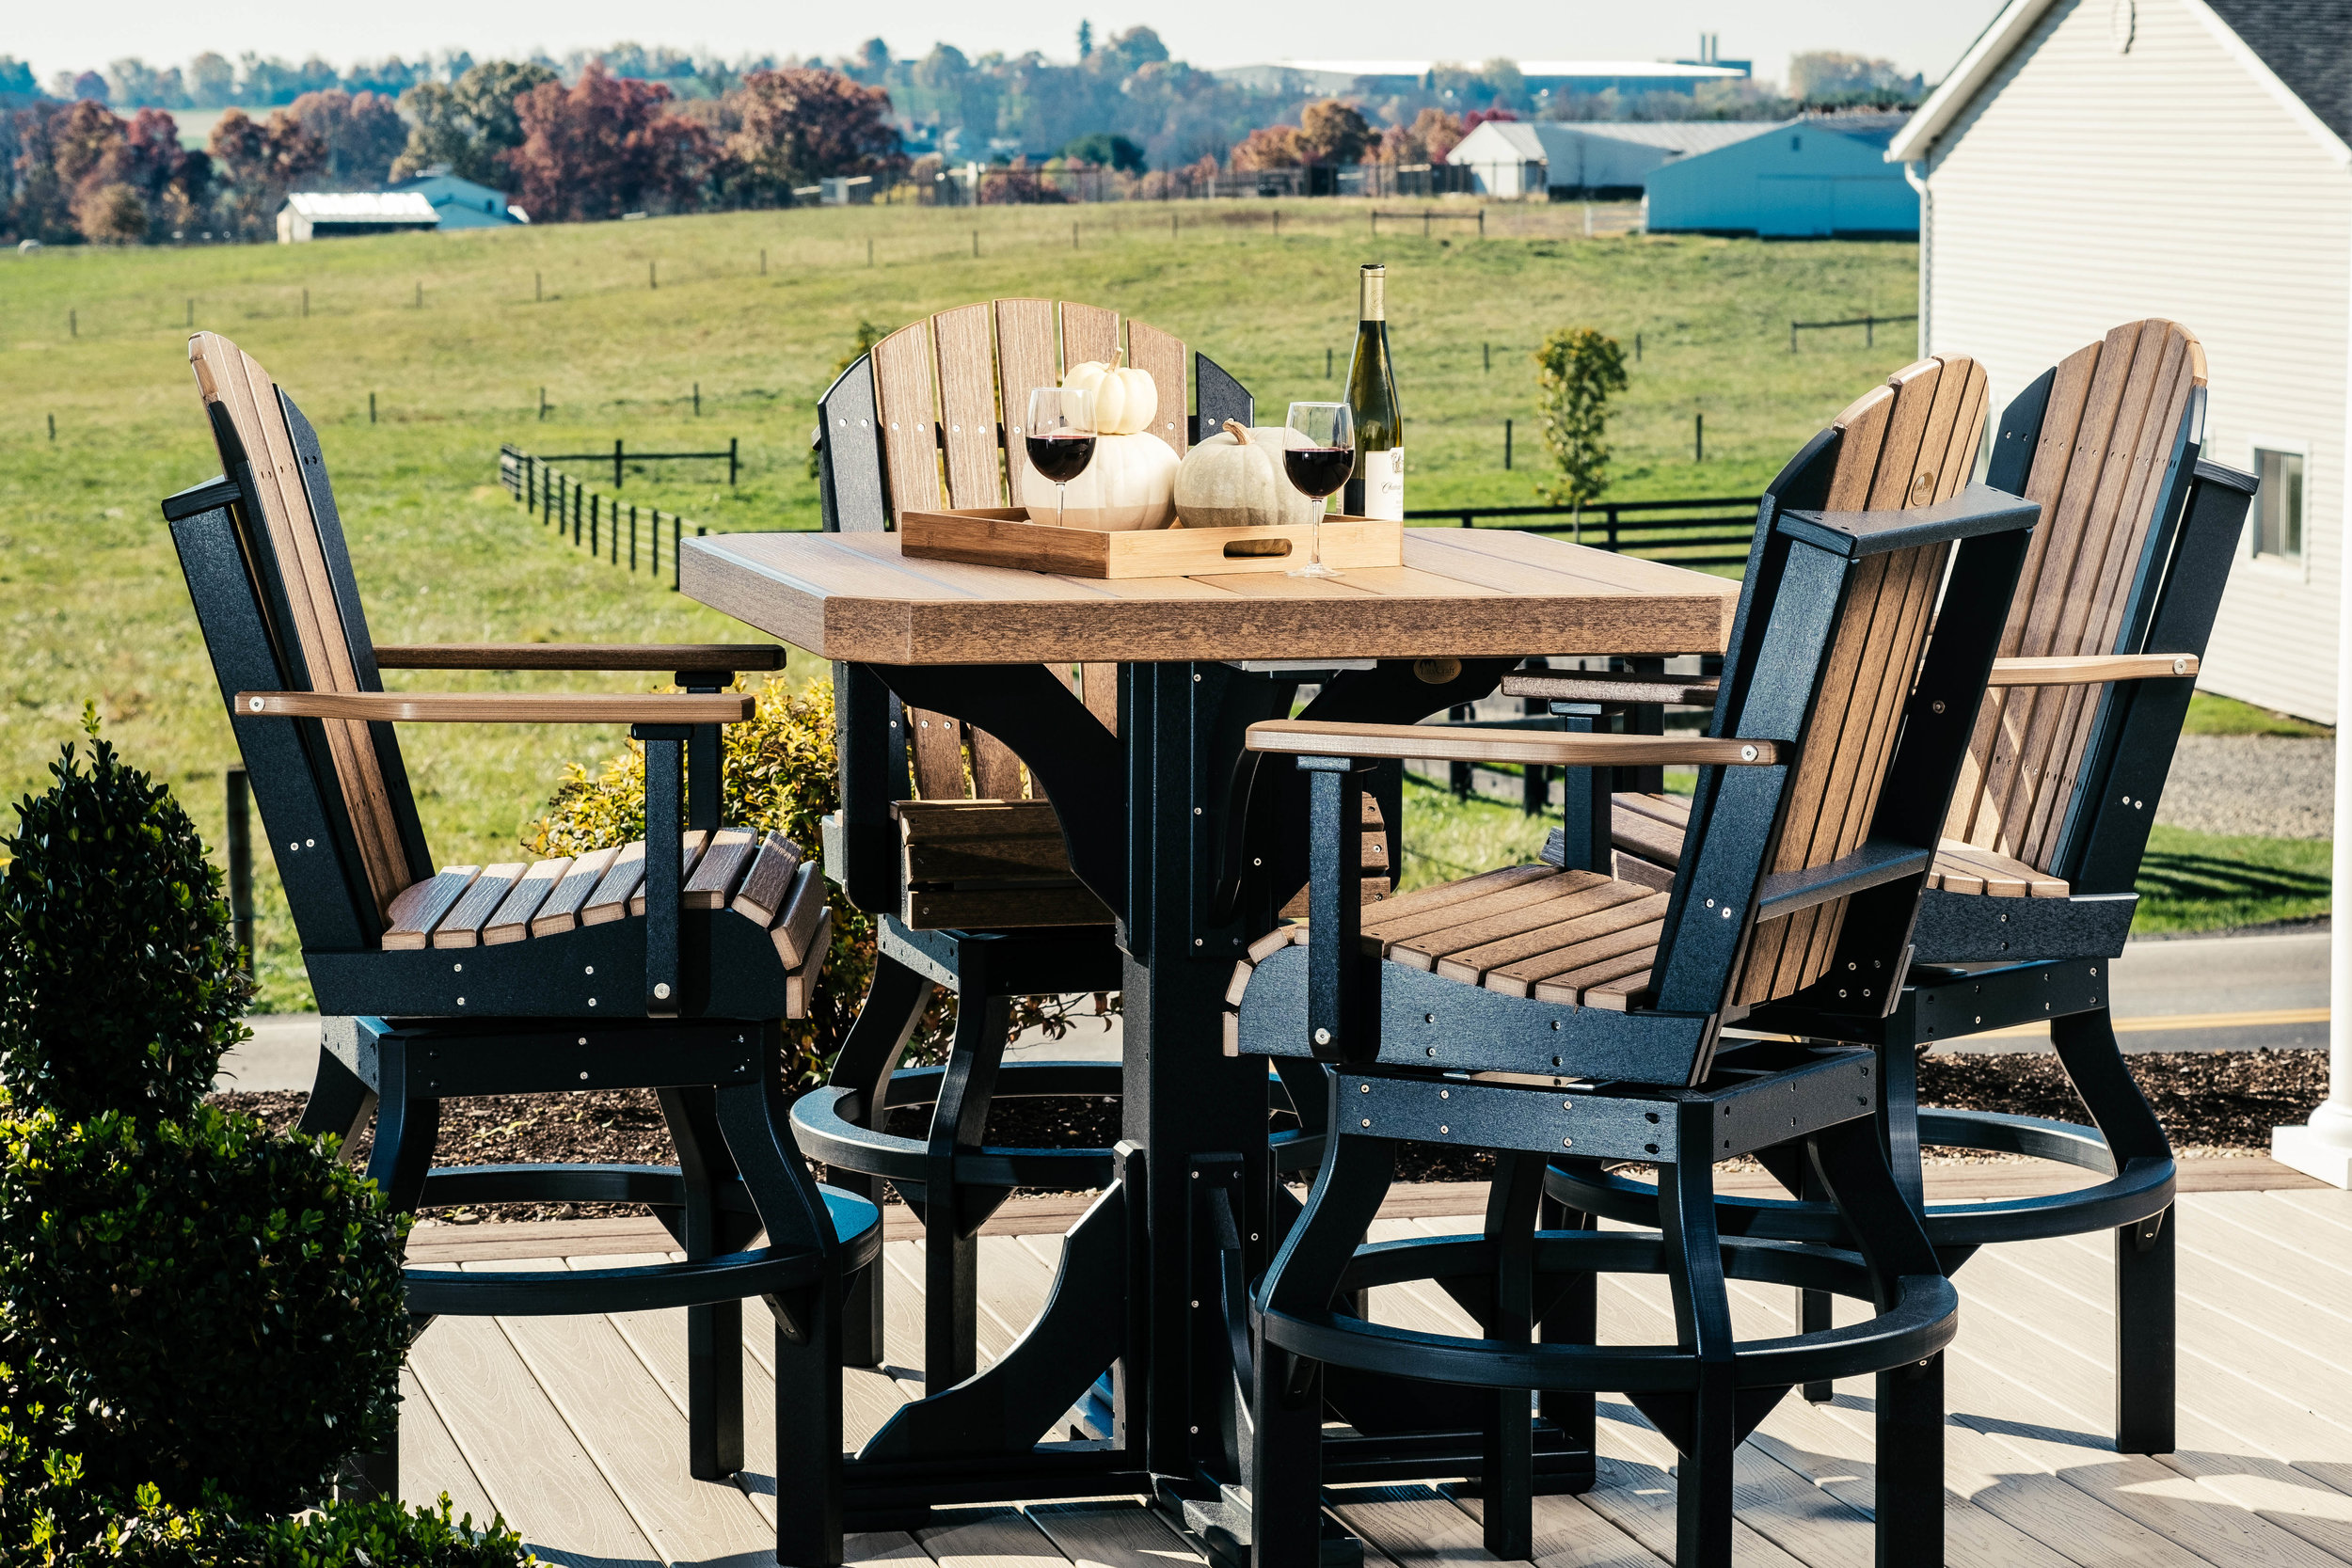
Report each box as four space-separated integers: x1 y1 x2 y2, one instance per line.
1283 400 1354 577
1025 434 1098 484
1282 445 1354 499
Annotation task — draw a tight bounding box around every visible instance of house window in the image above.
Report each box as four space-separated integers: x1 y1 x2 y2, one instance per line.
2253 447 2304 562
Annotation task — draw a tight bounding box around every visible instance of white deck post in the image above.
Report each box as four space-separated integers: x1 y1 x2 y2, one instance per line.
2272 464 2352 1186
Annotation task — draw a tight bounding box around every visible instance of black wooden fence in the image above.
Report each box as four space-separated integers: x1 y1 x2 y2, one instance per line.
501 445 708 590
1406 495 1763 568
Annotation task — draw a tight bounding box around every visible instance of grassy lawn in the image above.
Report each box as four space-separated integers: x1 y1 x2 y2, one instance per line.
2183 691 2333 737
1399 776 2329 939
2 200 1929 1007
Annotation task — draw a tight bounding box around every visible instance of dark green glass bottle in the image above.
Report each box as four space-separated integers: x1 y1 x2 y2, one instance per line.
1342 262 1404 518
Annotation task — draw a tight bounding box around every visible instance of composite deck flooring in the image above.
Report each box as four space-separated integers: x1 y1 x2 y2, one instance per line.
401 1184 2352 1567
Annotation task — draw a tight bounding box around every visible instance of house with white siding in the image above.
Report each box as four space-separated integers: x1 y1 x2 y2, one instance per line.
1889 0 2352 721
1446 119 1781 200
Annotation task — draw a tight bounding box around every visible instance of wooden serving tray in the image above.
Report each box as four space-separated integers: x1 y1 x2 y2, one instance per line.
898 507 1405 579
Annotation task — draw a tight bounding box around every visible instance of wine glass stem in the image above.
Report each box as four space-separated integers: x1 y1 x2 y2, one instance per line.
1311 507 1323 567
1056 483 1066 528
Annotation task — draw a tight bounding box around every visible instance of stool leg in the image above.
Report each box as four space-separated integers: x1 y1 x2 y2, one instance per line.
2117 1205 2176 1454
1480 1155 1542 1560
1797 1153 1836 1403
773 1284 847 1568
1875 1353 1945 1567
831 956 934 1370
924 978 1010 1396
1661 1123 1735 1568
2050 1006 2176 1455
1536 1192 1597 1468
662 1086 746 1480
295 1038 375 1148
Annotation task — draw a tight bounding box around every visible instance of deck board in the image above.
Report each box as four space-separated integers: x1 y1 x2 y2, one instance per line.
398 1188 2352 1567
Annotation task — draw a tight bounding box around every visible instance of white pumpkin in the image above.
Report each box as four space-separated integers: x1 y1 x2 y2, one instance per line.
1061 359 1159 436
1173 421 1326 530
1044 431 1180 531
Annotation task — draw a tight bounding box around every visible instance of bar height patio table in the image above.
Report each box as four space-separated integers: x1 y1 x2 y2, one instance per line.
680 526 1739 1539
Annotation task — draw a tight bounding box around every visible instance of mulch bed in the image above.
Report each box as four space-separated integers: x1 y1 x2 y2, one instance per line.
214 1047 2328 1223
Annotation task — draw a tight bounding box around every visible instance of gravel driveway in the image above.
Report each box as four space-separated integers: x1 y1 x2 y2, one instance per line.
2159 735 2334 839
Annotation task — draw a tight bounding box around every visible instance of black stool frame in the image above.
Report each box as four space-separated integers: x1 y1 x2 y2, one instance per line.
1546 381 2258 1459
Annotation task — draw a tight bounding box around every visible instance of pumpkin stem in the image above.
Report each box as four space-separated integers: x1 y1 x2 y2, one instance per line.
1222 420 1251 445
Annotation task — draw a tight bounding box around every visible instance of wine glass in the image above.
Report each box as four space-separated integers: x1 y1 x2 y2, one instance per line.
1025 387 1097 528
1282 401 1355 578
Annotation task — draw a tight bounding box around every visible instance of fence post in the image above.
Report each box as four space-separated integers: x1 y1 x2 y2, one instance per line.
369 392 376 424
1866 313 1875 348
693 383 701 417
729 437 739 486
1606 505 1620 551
1478 208 1486 238
535 270 542 303
574 482 582 545
1790 321 1798 354
674 518 683 592
1484 341 1491 372
614 438 624 488
224 766 253 974
538 387 547 420
1326 347 1333 380
1636 332 1643 362
652 510 660 578
1504 419 1513 471
592 494 599 556
1694 413 1704 465
631 505 638 571
650 261 658 291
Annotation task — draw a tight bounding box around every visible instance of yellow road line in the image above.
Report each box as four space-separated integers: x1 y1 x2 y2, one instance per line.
1964 1006 2330 1040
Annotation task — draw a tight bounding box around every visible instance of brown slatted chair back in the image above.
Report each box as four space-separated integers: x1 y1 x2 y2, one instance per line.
189 332 417 922
1943 320 2207 871
1732 352 1991 1006
870 299 1186 791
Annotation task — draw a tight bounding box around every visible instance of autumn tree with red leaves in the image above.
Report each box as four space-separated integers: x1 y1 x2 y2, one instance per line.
504 64 713 222
719 67 904 207
207 108 326 239
288 89 408 186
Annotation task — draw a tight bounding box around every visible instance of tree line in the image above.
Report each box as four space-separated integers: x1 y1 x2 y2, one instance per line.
0 59 904 245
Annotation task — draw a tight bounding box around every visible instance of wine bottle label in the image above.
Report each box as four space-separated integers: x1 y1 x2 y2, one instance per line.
1358 448 1404 520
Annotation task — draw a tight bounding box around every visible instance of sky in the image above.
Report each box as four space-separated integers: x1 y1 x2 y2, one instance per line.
14 1 2008 90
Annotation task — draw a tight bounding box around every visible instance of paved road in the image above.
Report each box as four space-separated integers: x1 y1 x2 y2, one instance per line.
216 926 2329 1092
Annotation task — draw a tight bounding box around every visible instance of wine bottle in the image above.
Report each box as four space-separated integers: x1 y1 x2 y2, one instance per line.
1343 262 1404 519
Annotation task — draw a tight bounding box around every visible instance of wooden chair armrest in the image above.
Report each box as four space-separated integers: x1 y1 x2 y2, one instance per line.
1986 653 2198 687
372 642 785 673
1499 670 1721 705
1245 719 1778 768
234 691 755 724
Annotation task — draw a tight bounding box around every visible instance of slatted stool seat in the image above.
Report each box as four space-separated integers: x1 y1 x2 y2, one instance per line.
1541 322 2258 1456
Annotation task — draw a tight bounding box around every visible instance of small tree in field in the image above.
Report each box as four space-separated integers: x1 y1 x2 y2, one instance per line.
1533 327 1630 525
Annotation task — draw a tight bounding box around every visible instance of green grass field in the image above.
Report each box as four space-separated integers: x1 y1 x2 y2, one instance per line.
12 200 2283 1006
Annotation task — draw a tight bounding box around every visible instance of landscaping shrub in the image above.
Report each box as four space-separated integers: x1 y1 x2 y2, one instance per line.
93 1491 532 1567
527 673 1104 1079
0 707 252 1124
0 1104 410 1515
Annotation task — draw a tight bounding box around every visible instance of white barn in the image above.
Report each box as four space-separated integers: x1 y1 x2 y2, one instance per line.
1647 113 1917 237
1889 0 2351 721
1446 119 1780 200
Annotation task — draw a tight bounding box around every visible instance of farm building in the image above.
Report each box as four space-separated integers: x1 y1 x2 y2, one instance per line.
384 171 530 229
1646 113 1917 237
1890 0 2352 722
276 192 439 243
1445 119 1781 199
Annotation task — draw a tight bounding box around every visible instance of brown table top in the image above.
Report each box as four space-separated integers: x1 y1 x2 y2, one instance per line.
680 528 1740 665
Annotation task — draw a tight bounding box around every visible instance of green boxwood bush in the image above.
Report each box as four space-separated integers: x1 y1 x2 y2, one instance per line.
0 1104 410 1515
0 709 252 1124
